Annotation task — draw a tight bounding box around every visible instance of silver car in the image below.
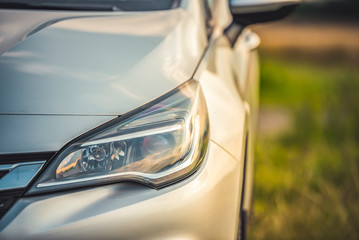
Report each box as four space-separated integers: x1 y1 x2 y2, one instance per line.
0 0 298 239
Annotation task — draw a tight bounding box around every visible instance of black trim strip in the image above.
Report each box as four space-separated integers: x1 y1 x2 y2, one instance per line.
0 188 24 219
0 152 56 164
224 23 244 48
238 132 249 240
0 0 181 11
240 133 248 214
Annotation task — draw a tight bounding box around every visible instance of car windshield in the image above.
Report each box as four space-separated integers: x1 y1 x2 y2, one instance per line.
0 0 179 11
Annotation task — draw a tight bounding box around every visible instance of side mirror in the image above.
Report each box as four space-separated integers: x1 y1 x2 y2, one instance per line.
229 0 300 26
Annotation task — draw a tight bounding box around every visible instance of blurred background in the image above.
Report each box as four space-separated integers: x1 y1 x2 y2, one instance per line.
247 0 359 239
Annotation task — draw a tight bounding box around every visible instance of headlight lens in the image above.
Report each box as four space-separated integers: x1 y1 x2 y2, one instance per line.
28 80 208 194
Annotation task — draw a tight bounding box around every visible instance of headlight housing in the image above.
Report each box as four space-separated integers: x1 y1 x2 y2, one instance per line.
28 80 209 194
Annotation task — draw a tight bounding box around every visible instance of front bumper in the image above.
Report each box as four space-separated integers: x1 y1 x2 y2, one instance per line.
0 141 242 239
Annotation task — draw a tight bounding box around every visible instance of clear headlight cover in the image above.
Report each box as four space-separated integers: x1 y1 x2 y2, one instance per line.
28 80 209 194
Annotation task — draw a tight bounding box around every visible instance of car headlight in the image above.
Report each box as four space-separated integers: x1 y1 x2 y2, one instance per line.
27 80 209 194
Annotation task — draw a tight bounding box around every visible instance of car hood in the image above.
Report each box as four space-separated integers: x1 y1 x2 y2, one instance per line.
0 4 207 154
0 7 206 116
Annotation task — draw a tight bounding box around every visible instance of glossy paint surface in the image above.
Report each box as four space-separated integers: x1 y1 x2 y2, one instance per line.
0 0 207 154
0 0 259 238
0 142 242 239
0 115 115 154
196 36 247 162
0 8 206 116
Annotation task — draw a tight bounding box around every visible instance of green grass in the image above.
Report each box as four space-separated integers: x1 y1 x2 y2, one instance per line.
248 53 359 240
